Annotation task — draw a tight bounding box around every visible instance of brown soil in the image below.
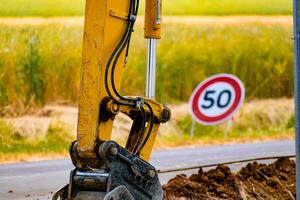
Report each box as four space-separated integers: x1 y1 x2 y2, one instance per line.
163 158 295 200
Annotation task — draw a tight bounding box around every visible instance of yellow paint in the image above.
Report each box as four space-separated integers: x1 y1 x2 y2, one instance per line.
77 0 129 158
76 0 167 161
145 0 162 39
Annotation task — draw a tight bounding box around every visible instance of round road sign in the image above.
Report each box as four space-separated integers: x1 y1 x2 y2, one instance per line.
189 74 245 125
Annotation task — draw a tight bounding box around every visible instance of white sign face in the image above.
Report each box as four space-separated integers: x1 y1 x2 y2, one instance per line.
190 74 245 125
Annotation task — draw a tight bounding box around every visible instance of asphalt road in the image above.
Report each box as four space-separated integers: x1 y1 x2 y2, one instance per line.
0 140 294 200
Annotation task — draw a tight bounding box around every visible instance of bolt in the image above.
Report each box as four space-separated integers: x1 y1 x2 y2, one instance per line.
110 146 118 156
112 103 119 113
147 169 156 179
161 108 171 123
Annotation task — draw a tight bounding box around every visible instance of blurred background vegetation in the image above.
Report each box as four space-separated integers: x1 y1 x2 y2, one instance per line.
0 22 294 108
0 0 294 109
0 0 292 16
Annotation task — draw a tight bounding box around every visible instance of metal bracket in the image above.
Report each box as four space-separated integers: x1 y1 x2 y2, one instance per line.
110 9 128 20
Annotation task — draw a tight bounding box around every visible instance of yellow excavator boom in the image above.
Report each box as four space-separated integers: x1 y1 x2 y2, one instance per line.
52 0 170 199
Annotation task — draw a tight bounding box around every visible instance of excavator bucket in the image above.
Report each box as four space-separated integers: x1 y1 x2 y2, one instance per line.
52 141 163 200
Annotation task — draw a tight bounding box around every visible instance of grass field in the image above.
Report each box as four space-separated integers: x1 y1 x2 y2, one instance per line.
0 0 292 16
0 20 294 110
0 120 72 162
0 99 294 162
157 98 295 147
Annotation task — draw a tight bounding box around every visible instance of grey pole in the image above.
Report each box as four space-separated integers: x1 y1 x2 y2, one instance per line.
189 119 195 138
293 0 300 198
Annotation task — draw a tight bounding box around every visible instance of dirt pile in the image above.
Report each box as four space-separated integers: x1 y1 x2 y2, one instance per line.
163 158 295 200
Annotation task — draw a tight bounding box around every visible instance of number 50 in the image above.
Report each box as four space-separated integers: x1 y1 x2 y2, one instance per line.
201 90 232 109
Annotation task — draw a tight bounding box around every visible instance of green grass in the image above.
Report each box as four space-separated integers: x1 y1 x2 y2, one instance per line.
0 120 73 161
0 0 85 17
0 0 292 16
0 22 294 109
156 99 295 147
160 0 292 16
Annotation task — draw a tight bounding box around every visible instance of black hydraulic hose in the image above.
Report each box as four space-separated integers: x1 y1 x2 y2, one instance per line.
110 0 140 103
103 0 154 154
104 0 135 106
134 0 139 15
105 0 142 106
111 23 137 102
104 25 132 105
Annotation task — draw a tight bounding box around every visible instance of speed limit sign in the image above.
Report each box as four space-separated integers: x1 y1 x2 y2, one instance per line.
189 74 245 125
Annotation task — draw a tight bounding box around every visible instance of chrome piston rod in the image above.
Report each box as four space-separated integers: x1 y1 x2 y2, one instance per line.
146 39 157 98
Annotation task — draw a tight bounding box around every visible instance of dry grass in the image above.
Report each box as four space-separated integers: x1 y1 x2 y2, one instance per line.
0 99 295 162
155 98 295 148
0 120 73 163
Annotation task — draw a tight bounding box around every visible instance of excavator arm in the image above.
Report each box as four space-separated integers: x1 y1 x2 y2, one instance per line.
53 0 170 199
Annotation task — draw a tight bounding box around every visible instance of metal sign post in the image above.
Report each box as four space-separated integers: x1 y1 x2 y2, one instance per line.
224 117 233 139
293 0 300 198
190 119 196 138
